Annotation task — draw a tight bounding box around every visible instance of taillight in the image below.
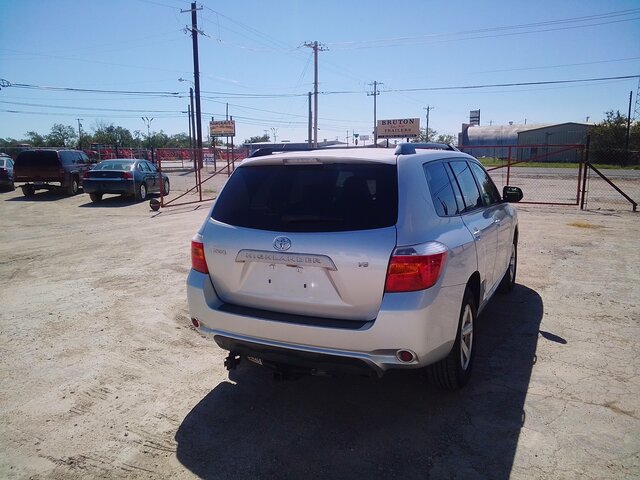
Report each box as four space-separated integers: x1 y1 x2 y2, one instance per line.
385 242 448 293
83 171 91 179
191 238 208 274
121 171 132 179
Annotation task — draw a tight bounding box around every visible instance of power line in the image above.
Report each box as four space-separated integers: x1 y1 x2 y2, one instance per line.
318 75 640 95
5 82 182 97
0 100 182 114
326 8 640 50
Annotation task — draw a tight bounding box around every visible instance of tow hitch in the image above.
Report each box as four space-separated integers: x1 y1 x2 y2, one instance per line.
224 352 241 370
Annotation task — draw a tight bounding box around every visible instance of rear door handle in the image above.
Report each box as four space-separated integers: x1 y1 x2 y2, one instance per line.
472 228 481 241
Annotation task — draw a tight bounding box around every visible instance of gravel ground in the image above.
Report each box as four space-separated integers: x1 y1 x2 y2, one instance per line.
0 179 638 479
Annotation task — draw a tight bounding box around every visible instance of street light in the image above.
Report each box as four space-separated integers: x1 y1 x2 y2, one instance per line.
142 117 154 148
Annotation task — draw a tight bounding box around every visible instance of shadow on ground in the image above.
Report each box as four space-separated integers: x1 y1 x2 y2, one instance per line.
77 194 158 208
176 285 544 479
5 189 71 201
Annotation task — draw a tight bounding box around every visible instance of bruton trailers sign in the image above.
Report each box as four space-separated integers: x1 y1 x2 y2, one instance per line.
376 118 420 139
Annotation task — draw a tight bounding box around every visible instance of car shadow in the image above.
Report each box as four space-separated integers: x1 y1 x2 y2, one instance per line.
77 194 157 208
5 189 72 201
175 284 544 479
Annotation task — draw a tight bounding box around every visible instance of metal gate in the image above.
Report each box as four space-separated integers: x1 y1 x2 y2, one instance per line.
459 144 585 206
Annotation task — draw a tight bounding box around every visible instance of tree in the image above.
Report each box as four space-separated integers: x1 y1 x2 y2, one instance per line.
24 131 46 146
46 123 77 147
412 127 438 143
590 110 640 165
244 134 270 144
436 133 456 145
91 122 134 147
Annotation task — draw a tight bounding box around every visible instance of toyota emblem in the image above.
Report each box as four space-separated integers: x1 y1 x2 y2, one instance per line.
273 236 292 251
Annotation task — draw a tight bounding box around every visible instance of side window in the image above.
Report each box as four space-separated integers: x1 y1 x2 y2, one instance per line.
144 161 157 173
424 162 461 217
469 162 502 206
449 160 482 213
137 162 147 172
80 152 90 164
59 151 74 165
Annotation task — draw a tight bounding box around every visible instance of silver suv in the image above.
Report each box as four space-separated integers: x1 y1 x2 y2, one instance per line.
187 144 522 389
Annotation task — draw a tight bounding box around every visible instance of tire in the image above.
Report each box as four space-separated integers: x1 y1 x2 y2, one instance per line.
22 185 35 197
162 178 170 196
427 288 476 390
136 182 147 201
498 240 517 294
67 177 79 196
89 192 103 202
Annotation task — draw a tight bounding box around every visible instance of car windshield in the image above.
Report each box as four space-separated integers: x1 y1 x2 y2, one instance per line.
211 162 398 232
96 161 133 171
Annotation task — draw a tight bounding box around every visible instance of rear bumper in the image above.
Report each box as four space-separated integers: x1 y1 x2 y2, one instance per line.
82 179 135 195
187 269 465 373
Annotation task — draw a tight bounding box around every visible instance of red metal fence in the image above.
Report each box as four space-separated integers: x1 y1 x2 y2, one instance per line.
459 144 585 206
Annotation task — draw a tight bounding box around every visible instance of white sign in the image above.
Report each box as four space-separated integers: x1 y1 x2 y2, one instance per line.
377 118 420 138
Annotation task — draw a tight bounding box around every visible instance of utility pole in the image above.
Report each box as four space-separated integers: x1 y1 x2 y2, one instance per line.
423 106 434 141
187 105 192 152
182 2 204 170
76 118 83 149
368 81 382 146
308 92 312 147
303 41 328 148
271 127 278 143
625 90 632 151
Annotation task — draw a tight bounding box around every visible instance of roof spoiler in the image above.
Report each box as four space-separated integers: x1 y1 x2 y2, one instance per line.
395 142 460 155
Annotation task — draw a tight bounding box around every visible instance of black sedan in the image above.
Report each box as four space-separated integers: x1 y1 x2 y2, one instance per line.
82 159 169 202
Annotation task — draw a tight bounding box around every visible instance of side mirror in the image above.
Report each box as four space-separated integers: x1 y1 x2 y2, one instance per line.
503 186 523 203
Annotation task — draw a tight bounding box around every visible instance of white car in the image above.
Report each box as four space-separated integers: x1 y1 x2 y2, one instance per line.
187 144 522 389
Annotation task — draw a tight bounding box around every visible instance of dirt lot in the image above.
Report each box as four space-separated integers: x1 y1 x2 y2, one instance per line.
1 179 639 479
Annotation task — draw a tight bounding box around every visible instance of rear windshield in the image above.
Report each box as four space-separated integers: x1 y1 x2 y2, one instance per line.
95 161 134 170
212 163 398 232
15 150 60 168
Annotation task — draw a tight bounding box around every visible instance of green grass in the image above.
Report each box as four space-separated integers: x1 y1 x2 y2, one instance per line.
478 158 640 170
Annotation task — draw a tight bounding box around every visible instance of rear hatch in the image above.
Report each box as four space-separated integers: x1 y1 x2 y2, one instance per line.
13 150 62 182
203 159 399 321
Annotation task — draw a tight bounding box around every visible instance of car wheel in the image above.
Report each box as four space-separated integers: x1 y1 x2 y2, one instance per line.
89 193 103 202
427 288 476 390
68 177 79 196
498 240 517 294
163 178 170 196
136 182 147 201
22 185 35 197
10 180 15 191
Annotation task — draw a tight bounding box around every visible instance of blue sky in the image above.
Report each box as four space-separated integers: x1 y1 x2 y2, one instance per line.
1 0 639 144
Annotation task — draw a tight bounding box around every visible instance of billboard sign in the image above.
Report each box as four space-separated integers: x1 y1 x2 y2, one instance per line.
469 110 480 126
376 118 420 138
210 120 236 137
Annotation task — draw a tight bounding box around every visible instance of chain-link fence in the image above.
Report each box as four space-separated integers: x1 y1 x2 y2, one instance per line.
155 147 248 208
460 144 585 205
580 149 639 212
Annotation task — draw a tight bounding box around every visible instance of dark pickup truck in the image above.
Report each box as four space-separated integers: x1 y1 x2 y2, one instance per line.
13 149 93 196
